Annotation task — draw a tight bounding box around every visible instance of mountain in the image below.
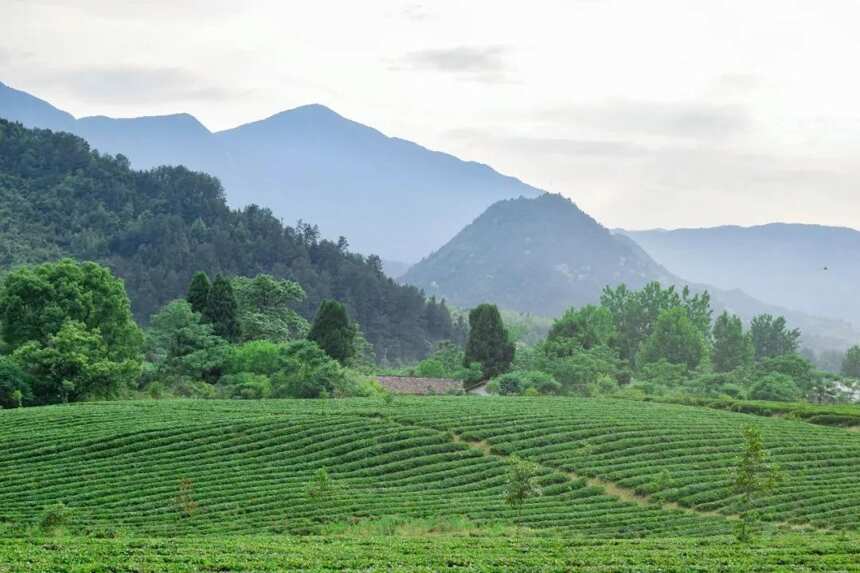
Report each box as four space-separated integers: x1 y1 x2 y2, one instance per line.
621 224 860 329
403 194 676 315
403 194 860 351
0 81 541 262
0 118 455 363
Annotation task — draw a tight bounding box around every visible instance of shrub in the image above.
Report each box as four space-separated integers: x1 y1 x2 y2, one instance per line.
749 373 801 402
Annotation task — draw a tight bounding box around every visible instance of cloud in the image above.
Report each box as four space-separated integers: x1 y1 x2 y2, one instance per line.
393 46 511 83
538 99 752 140
448 128 648 158
49 66 237 104
400 3 431 22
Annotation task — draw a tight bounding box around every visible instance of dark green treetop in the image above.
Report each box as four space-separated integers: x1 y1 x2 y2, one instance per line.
307 300 356 365
464 303 514 379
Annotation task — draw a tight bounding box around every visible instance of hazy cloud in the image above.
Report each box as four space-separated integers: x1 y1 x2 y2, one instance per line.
49 66 237 104
538 100 752 140
400 3 431 21
448 128 648 158
394 46 511 82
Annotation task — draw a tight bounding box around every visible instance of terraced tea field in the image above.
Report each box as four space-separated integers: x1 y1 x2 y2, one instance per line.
2 397 859 571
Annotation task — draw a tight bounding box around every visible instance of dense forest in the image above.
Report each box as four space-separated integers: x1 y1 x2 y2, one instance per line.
0 119 454 363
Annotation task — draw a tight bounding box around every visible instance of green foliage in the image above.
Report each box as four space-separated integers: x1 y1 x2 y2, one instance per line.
205 275 241 343
601 283 711 365
540 345 621 396
14 320 141 403
0 119 450 363
750 314 801 361
308 300 356 365
757 353 814 391
218 372 272 399
546 305 615 352
231 275 309 343
712 312 753 373
0 357 33 409
306 468 338 501
504 455 541 510
490 370 561 396
186 272 211 316
0 259 142 361
749 373 801 402
39 502 72 533
464 304 514 379
269 340 351 399
410 341 482 382
638 308 706 370
732 427 781 542
146 300 230 384
841 345 860 378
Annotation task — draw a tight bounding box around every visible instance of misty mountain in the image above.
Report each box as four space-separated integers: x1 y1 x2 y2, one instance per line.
0 80 540 262
403 194 859 352
403 194 676 315
621 224 860 329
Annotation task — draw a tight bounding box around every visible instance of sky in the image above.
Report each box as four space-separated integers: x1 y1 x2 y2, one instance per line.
2 0 860 231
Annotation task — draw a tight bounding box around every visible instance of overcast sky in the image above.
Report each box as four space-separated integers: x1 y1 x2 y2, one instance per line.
2 0 859 231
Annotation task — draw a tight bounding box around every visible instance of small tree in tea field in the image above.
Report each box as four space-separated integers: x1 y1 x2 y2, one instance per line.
732 426 781 542
306 468 338 501
505 456 541 514
175 478 199 518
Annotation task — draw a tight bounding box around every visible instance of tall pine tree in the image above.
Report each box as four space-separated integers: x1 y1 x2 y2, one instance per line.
187 272 211 316
464 304 514 379
206 275 241 342
308 300 356 365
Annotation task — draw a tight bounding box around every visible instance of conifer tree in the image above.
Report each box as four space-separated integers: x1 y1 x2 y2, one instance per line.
308 300 356 365
186 272 211 316
206 275 240 342
464 304 514 379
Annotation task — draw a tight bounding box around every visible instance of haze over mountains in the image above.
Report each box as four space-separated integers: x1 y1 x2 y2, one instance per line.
404 194 860 352
0 80 540 263
2 79 858 351
622 225 860 330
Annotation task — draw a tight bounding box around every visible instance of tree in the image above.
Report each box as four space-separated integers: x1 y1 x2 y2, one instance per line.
307 300 356 365
712 312 754 373
205 275 241 342
546 305 615 352
0 259 142 362
749 314 800 361
231 275 309 343
505 455 541 513
186 272 211 315
601 282 712 365
638 307 706 370
732 426 781 542
841 345 860 378
14 320 141 403
146 300 230 384
464 304 515 379
0 357 33 409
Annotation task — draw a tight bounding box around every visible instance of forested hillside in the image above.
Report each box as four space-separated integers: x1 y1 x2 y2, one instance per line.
0 119 451 362
403 194 675 316
0 81 542 262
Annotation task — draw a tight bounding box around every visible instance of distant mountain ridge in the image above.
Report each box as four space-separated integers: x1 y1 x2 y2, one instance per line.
621 224 860 330
403 194 859 352
0 80 541 262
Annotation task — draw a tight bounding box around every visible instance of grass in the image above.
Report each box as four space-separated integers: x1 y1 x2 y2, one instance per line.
2 396 859 570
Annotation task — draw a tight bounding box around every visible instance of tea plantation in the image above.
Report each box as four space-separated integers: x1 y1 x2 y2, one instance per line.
2 397 858 571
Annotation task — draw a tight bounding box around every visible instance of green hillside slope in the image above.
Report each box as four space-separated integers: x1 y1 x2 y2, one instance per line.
2 398 858 537
0 119 447 362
